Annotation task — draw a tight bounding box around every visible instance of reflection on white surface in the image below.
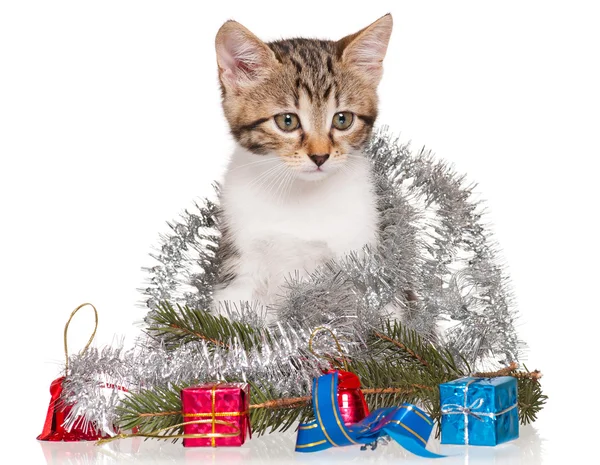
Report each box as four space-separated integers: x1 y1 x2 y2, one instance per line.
38 425 543 465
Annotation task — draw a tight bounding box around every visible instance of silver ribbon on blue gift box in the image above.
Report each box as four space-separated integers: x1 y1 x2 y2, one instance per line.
439 376 519 446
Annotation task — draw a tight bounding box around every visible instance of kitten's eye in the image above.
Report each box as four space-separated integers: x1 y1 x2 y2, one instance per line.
274 113 300 132
332 112 354 130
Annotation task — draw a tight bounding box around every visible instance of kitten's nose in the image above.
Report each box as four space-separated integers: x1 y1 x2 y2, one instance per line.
308 154 329 167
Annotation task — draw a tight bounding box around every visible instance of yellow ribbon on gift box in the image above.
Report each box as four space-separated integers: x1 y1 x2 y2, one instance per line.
96 419 241 445
182 384 248 447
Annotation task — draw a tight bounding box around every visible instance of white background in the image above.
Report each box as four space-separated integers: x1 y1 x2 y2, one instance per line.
1 1 598 464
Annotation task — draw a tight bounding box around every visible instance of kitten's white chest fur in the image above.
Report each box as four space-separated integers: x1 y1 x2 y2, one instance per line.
213 146 379 318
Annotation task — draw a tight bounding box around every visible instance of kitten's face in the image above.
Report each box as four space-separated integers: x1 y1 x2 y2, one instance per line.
215 15 393 181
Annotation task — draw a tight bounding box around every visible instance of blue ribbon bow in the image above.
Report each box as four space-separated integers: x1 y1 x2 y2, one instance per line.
295 372 443 458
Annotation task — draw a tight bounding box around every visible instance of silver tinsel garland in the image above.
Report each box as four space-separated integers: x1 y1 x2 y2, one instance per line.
143 128 521 364
62 323 337 435
63 128 522 435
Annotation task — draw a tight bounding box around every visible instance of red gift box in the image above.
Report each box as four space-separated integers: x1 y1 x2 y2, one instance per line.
180 383 251 447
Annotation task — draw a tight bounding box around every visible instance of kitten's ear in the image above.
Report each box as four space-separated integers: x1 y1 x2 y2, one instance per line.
338 14 393 86
215 20 279 91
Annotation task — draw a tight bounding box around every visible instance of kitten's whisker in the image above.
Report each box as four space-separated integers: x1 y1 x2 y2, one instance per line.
260 165 287 197
279 170 294 205
242 161 281 184
273 169 290 205
251 170 279 193
264 174 284 200
339 164 353 180
272 167 290 200
335 155 355 175
348 153 387 169
283 170 295 202
344 154 365 174
247 169 277 191
230 157 279 172
246 163 283 190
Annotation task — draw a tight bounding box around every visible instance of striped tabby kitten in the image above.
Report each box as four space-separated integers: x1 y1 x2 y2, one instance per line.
213 14 393 320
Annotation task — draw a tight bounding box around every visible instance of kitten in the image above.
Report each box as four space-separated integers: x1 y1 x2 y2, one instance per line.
212 14 393 321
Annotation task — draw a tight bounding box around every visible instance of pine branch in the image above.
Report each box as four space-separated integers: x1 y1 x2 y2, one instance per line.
374 331 430 367
346 354 443 423
250 395 311 410
116 312 546 438
248 381 313 435
516 365 548 425
247 387 425 411
116 381 314 438
513 369 543 381
373 320 467 379
146 302 261 350
118 384 183 435
473 362 518 378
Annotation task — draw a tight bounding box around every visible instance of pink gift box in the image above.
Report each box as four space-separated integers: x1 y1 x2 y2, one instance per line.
180 383 251 447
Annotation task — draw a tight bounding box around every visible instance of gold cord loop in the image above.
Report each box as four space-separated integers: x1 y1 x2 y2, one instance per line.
64 303 98 372
95 419 241 446
308 326 349 371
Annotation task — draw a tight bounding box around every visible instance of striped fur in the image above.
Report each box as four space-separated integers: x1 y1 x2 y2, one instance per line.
216 15 392 161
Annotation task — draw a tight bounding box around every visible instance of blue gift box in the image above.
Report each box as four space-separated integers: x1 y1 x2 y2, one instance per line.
439 376 519 446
